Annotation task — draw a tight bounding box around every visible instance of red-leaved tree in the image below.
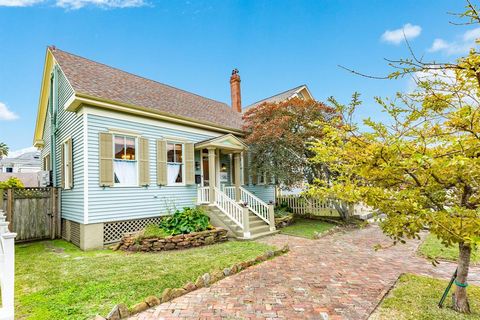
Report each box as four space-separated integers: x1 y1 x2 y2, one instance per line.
242 97 336 187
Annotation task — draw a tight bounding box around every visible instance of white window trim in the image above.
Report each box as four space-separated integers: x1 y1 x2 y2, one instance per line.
113 134 139 187
166 141 186 186
62 138 72 190
42 153 50 171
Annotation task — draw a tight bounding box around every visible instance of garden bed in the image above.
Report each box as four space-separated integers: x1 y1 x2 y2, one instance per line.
117 228 228 252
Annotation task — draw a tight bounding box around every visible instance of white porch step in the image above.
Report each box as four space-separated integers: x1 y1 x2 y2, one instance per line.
200 205 274 239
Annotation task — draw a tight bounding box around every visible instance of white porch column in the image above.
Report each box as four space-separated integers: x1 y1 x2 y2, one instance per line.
233 152 241 201
0 191 17 320
208 147 216 204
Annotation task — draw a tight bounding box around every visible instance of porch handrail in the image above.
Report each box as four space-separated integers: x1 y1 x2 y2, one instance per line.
214 187 244 229
197 187 210 204
239 187 271 225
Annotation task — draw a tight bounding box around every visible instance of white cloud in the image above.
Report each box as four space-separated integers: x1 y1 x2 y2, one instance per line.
0 102 18 121
0 0 146 8
55 0 145 9
381 23 422 45
0 0 43 6
428 27 480 55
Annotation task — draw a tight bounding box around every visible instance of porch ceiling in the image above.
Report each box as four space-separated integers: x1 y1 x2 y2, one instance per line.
195 134 247 152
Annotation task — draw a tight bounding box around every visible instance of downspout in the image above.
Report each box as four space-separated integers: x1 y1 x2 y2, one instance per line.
49 66 59 187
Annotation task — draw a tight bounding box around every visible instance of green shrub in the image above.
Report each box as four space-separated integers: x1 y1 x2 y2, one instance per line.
275 202 293 217
160 207 212 235
143 224 169 238
0 177 24 189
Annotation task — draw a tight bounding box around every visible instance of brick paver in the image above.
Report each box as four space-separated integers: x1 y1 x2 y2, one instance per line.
130 225 480 320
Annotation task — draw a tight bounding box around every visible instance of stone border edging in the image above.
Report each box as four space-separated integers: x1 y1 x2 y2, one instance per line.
94 244 290 320
115 228 228 252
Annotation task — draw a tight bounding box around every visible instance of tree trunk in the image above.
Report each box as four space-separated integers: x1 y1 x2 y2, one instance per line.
452 242 471 313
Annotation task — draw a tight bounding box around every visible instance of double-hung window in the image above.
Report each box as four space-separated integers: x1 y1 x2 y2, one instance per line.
114 135 137 186
167 142 184 185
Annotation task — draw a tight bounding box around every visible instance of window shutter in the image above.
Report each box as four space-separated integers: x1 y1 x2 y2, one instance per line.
61 143 65 189
156 139 167 185
138 137 150 186
68 138 73 189
184 143 195 185
242 152 249 185
99 132 114 187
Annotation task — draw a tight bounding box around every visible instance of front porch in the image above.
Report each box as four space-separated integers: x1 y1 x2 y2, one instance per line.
194 134 276 239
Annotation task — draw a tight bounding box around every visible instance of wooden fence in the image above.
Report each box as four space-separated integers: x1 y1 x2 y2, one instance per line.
277 195 341 217
1 187 61 242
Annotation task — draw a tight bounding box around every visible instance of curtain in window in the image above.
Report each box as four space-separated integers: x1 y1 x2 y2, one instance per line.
167 163 182 184
114 161 137 185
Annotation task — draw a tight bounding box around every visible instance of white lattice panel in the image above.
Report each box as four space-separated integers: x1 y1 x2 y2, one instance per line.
103 217 163 244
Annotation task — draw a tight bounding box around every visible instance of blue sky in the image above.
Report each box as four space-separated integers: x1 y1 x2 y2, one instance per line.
0 0 476 151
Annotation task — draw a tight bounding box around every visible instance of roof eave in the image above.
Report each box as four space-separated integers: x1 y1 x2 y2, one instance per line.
68 93 245 135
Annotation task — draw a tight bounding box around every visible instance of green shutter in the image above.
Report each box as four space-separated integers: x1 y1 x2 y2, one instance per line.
99 132 114 187
185 143 195 185
156 139 167 185
138 137 150 186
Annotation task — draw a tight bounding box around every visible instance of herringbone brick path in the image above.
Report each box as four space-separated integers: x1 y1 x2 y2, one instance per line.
130 225 480 320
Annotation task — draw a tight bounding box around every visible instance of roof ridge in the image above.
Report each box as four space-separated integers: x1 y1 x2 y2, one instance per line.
246 84 306 108
49 46 231 108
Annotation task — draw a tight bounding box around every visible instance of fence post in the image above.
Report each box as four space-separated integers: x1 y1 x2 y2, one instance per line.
0 199 17 320
268 204 276 231
5 189 13 232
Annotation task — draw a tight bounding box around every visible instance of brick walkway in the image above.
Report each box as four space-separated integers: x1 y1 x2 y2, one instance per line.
130 225 480 320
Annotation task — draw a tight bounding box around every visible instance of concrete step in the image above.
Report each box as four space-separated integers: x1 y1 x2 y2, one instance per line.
250 225 271 234
237 229 280 241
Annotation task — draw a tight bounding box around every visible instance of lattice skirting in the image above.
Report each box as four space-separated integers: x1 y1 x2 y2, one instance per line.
103 217 163 244
70 221 80 247
61 219 81 247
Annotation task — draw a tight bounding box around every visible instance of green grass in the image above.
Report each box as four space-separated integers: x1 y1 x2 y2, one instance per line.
15 239 274 320
279 218 336 239
419 234 480 263
372 274 480 320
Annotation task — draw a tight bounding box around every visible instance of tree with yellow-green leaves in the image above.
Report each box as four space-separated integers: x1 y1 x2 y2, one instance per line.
309 1 480 313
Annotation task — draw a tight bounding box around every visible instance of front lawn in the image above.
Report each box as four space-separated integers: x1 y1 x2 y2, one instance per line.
279 218 336 239
419 234 479 263
15 240 274 320
371 274 480 320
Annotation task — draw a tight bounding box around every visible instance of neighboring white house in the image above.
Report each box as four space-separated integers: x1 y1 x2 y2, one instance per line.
0 151 41 173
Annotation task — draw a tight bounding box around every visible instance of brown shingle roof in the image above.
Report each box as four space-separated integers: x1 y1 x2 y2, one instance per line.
50 47 243 131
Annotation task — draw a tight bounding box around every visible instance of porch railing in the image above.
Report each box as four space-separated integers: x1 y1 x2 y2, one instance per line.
239 187 271 225
223 186 236 200
214 187 245 230
197 187 210 204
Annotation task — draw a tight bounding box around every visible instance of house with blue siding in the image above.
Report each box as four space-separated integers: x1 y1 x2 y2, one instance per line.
33 47 308 250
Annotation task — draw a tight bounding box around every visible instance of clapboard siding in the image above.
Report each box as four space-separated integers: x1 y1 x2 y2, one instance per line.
54 66 84 223
87 113 221 224
40 111 51 166
244 185 276 204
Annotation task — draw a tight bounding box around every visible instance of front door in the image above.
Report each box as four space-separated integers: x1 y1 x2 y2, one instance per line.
201 150 209 187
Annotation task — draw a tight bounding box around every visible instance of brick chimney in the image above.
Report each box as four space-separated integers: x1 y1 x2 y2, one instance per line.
230 69 242 113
